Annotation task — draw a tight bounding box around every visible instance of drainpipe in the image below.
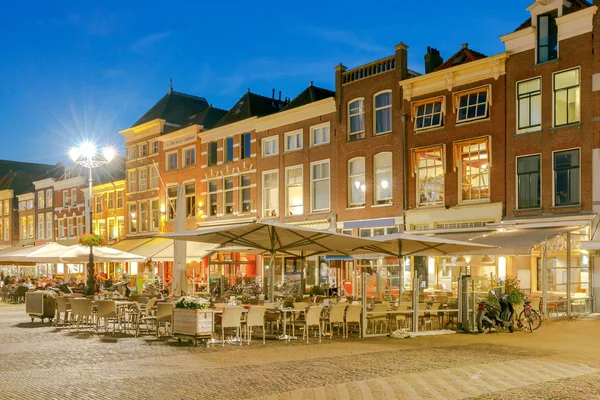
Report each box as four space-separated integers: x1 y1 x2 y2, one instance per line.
401 114 408 232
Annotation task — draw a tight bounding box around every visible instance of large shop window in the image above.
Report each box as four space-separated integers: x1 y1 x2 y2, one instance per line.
208 181 218 217
311 160 330 212
455 138 490 202
517 154 541 209
374 152 392 204
413 146 445 206
455 87 490 123
224 177 234 215
413 97 444 131
167 186 177 220
286 166 303 216
554 149 580 206
263 170 279 217
554 68 580 127
517 77 541 132
348 157 365 208
348 99 365 141
185 182 196 218
374 91 392 135
240 174 251 213
537 12 557 64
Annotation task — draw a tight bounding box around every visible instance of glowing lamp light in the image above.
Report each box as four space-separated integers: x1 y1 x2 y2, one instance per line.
354 181 360 190
498 256 507 281
160 204 166 213
69 147 81 162
427 257 435 275
360 184 366 192
481 164 488 170
80 141 96 159
131 212 136 218
381 180 389 189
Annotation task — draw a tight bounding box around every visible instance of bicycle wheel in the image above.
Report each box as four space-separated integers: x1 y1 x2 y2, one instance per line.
529 310 542 331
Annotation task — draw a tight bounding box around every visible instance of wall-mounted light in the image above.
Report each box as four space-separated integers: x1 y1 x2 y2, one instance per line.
427 257 435 275
481 255 493 263
160 204 165 213
456 256 466 263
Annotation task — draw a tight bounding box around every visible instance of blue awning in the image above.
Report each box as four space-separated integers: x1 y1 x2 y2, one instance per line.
324 256 354 261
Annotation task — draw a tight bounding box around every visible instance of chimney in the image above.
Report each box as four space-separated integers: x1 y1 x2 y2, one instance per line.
278 91 282 101
462 43 469 50
424 46 444 73
272 88 275 99
394 42 409 80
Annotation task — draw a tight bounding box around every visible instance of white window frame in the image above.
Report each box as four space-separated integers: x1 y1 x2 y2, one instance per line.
515 153 542 210
139 200 148 232
516 77 542 134
412 96 445 131
285 165 303 216
62 190 70 208
182 145 196 168
284 130 303 152
166 186 178 220
374 152 393 204
138 167 148 191
413 146 445 207
224 137 234 163
70 188 77 206
46 189 53 208
37 213 44 240
128 170 137 193
150 198 160 231
76 216 83 236
552 147 581 207
45 212 52 240
127 146 136 161
310 122 330 147
223 176 235 215
150 140 159 155
262 136 279 158
165 150 178 172
348 98 365 141
454 86 491 124
240 174 252 214
138 142 148 158
149 165 159 189
184 181 196 218
552 67 580 128
116 190 124 208
128 203 137 233
37 191 45 209
348 157 366 208
310 159 330 213
455 137 491 204
373 90 392 135
207 180 219 217
262 169 279 218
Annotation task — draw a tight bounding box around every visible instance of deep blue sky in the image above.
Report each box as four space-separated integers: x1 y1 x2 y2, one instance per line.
0 0 532 165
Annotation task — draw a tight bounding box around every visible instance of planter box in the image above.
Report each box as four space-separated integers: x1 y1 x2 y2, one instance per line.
172 308 214 337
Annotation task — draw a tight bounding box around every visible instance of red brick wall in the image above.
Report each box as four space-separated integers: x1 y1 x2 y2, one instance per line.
505 32 594 217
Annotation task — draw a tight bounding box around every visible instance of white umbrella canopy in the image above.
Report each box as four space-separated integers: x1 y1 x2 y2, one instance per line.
47 245 147 263
369 232 496 256
0 242 68 263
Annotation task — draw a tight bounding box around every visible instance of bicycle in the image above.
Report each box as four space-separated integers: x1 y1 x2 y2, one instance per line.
517 297 542 332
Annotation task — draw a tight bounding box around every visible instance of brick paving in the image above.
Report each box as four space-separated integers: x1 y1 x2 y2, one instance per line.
1 303 599 399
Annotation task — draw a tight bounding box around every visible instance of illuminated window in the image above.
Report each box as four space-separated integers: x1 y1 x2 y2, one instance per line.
348 157 365 207
348 99 365 141
208 181 218 217
185 182 195 218
554 68 580 127
286 166 303 216
413 146 444 206
311 160 330 212
262 170 279 217
240 175 251 213
517 78 541 132
374 152 392 204
455 138 490 202
224 178 234 215
150 199 159 231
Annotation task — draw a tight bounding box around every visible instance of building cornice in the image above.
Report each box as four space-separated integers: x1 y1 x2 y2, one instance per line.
255 98 336 132
157 125 198 142
92 180 125 195
16 192 34 201
53 176 85 190
400 53 509 101
33 178 55 189
198 117 257 142
119 119 166 143
0 189 14 200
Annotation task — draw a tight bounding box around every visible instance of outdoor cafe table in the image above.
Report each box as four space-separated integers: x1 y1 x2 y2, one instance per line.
266 307 304 341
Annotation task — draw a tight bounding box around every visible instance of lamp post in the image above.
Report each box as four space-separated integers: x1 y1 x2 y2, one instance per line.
69 142 115 295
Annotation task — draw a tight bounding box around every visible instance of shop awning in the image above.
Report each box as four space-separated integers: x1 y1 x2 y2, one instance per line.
111 238 157 253
428 226 582 255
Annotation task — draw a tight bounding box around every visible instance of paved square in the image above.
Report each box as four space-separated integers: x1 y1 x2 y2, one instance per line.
1 303 599 399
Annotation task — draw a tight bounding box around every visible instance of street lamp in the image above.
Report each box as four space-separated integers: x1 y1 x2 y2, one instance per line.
69 141 115 295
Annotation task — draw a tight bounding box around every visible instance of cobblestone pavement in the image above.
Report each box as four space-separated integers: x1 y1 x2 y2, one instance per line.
1 303 600 400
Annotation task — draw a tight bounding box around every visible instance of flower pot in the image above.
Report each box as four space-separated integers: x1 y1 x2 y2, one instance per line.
172 308 213 336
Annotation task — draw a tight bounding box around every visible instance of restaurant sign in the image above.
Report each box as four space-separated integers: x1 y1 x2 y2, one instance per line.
163 133 197 150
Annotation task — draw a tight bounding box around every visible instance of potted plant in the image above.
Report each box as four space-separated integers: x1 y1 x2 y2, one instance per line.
172 297 213 337
77 234 107 295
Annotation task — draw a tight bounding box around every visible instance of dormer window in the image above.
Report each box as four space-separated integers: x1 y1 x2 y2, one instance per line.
537 11 558 64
